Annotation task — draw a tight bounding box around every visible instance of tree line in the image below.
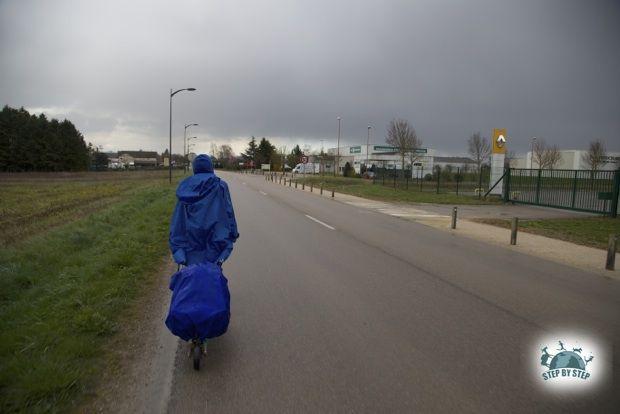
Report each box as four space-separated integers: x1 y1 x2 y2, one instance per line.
0 105 91 171
210 136 308 171
5 103 607 174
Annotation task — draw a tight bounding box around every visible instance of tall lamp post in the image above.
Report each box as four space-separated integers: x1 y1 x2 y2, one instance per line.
366 125 373 170
184 123 199 173
530 136 537 169
186 136 197 171
335 116 341 176
169 87 196 183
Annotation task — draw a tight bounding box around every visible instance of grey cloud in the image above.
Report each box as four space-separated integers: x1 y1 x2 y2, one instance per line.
1 0 619 156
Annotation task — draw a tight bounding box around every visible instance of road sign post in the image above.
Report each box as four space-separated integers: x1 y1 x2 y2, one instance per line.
489 128 507 196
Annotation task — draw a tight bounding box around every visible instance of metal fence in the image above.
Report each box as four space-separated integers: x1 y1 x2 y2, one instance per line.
372 166 491 196
504 168 620 216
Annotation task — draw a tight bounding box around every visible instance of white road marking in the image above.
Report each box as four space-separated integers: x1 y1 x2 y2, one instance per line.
259 191 268 195
305 214 336 230
242 182 247 185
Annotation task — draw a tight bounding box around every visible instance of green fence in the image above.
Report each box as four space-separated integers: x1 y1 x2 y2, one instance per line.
504 168 620 217
373 166 491 196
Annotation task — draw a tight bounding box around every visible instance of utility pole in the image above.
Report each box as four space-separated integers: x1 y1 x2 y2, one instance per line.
320 139 325 176
335 116 341 176
184 123 198 173
366 125 372 171
168 87 196 183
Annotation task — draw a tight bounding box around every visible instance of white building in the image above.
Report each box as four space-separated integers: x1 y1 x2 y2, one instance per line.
433 156 477 171
326 145 436 175
517 150 620 170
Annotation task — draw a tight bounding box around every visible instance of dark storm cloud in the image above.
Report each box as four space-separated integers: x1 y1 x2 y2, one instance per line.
1 0 619 155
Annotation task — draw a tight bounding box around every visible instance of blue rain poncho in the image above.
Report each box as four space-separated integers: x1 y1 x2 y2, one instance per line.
166 262 231 341
169 155 239 266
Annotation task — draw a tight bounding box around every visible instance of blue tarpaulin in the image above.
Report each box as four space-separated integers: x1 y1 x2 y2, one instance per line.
165 263 231 341
169 154 239 266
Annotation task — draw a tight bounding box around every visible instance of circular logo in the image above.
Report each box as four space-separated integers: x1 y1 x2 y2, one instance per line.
549 351 586 370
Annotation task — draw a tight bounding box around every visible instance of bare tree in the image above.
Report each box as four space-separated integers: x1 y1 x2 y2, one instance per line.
532 138 546 169
386 118 418 177
543 145 561 169
217 144 234 168
467 132 491 173
277 145 287 172
532 138 562 169
406 134 423 176
582 139 607 170
210 143 219 158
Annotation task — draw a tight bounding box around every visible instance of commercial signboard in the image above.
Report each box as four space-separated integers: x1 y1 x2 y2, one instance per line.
492 128 507 154
372 146 427 154
373 145 397 152
489 128 507 196
350 146 362 154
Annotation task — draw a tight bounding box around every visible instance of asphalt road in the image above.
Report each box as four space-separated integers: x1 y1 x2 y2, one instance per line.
166 172 619 413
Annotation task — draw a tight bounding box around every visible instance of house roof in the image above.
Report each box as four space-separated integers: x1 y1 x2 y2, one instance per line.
117 150 159 158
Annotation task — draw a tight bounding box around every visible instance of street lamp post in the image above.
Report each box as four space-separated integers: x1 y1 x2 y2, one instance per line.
169 87 196 184
530 137 537 169
335 116 341 176
186 136 197 171
366 125 372 171
184 123 198 173
320 139 325 175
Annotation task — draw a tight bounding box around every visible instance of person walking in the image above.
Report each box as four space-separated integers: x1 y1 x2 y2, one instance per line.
169 154 239 267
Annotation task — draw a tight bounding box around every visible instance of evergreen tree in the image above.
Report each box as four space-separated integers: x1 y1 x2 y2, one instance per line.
286 144 303 168
242 136 258 166
255 137 276 166
0 105 90 171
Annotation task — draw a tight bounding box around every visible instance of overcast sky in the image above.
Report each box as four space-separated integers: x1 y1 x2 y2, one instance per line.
1 0 619 156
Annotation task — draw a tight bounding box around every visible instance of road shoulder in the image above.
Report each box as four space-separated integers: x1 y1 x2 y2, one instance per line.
78 259 179 414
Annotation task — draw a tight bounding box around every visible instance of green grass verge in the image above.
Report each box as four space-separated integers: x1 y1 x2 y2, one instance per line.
292 175 498 205
0 182 176 413
472 217 620 250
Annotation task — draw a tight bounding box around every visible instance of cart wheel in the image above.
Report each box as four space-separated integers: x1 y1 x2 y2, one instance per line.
192 344 201 370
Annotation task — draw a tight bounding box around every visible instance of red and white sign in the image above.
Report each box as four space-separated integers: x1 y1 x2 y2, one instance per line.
301 156 308 164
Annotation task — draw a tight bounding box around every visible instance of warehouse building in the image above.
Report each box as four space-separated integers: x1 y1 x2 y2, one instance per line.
325 145 437 176
512 150 620 170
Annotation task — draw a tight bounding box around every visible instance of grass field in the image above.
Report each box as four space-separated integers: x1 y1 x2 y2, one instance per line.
288 174 499 205
0 171 183 413
472 217 620 250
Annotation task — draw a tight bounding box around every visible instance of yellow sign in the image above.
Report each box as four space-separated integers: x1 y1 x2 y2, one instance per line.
492 128 507 154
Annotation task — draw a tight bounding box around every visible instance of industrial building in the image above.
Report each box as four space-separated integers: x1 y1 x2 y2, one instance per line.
513 150 620 170
324 145 437 176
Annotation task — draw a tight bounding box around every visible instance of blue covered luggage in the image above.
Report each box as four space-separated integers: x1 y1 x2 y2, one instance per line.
165 262 231 341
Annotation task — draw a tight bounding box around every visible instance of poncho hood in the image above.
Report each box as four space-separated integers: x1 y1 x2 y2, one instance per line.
176 155 218 203
192 154 214 173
